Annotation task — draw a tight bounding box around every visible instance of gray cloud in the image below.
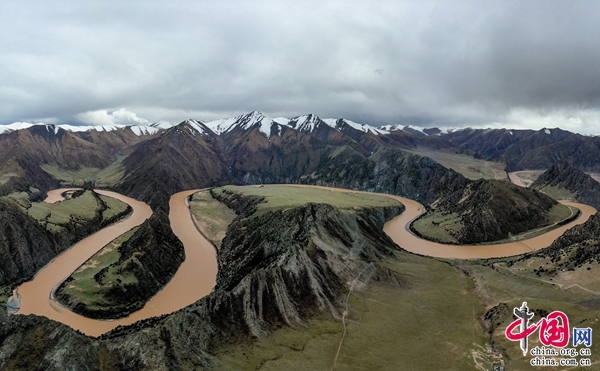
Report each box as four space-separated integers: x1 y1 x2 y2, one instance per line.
2 1 600 134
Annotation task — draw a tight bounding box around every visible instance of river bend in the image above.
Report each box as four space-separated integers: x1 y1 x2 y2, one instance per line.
13 186 596 336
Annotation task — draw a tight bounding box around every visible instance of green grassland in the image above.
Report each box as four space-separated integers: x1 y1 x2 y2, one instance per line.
217 185 403 216
40 155 126 187
188 190 237 248
412 203 574 245
216 251 491 371
58 227 140 314
101 195 129 220
412 211 463 243
2 191 33 209
27 190 129 233
215 248 600 370
190 185 403 249
0 172 18 186
403 147 507 181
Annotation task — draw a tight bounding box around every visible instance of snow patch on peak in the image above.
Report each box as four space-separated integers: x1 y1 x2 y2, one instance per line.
0 122 35 134
544 128 551 135
321 118 338 129
204 117 237 135
183 119 208 136
338 119 389 135
130 125 161 136
273 117 290 126
0 121 169 136
205 111 275 137
288 114 324 133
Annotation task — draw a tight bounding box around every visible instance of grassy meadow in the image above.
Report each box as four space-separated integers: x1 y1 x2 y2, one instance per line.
216 251 492 371
188 190 237 248
58 227 140 313
27 190 129 233
217 185 403 215
403 147 507 181
470 259 600 370
190 185 403 249
40 155 126 187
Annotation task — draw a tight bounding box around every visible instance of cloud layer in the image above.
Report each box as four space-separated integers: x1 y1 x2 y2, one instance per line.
2 1 600 133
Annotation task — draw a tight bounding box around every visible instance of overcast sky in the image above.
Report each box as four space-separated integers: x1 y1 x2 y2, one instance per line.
2 1 600 134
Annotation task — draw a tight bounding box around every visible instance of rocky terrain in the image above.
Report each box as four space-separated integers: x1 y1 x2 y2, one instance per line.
413 179 563 244
0 199 58 287
0 125 153 197
0 188 131 288
54 210 185 320
532 160 600 210
441 127 600 172
0 188 403 370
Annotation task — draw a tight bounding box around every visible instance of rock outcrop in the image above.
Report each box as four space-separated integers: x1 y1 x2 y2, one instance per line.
0 193 402 370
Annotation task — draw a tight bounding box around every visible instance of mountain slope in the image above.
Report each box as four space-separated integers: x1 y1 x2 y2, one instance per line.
531 160 600 209
413 179 564 244
442 127 600 171
0 199 59 286
0 190 404 370
117 120 232 208
305 146 468 206
0 125 152 196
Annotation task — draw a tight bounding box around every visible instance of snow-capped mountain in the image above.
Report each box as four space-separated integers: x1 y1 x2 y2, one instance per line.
204 111 277 136
2 111 452 139
0 121 174 136
286 114 327 133
324 118 390 135
175 119 212 136
204 111 395 137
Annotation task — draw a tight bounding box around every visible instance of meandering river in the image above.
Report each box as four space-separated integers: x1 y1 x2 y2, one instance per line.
15 189 216 337
13 186 596 336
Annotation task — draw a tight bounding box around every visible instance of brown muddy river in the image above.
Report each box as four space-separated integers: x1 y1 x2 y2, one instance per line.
13 186 596 336
15 189 217 337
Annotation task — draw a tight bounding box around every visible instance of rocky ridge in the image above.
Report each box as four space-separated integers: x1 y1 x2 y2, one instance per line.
0 189 403 370
417 179 560 244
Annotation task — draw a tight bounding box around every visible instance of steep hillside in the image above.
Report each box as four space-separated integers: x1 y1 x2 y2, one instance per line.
117 120 232 208
118 113 470 210
442 127 600 172
0 189 404 370
414 179 565 244
0 199 59 286
532 160 600 209
220 116 328 184
305 146 468 206
0 189 131 287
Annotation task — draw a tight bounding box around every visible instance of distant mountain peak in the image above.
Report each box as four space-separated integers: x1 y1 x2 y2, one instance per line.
204 111 276 137
179 119 211 136
325 118 389 135
287 114 327 133
0 121 168 136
